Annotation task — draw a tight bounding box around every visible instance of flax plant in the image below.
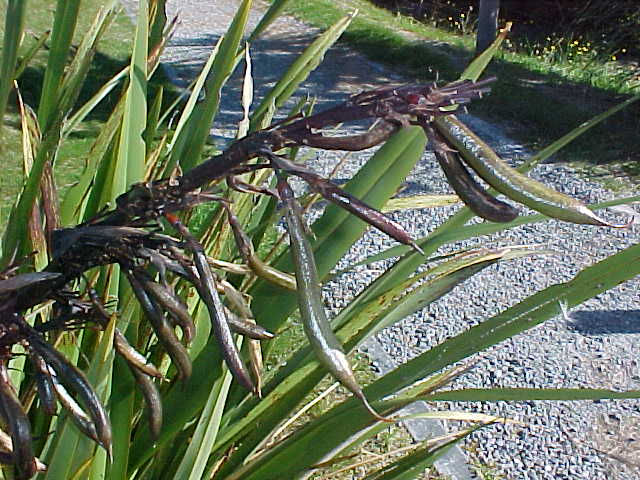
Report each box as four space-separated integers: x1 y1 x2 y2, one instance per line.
0 2 639 480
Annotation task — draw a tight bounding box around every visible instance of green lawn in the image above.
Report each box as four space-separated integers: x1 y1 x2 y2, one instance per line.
0 0 133 225
282 0 640 185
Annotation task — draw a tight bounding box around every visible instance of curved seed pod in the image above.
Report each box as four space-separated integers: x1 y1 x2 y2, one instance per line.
224 308 275 340
126 271 192 381
224 204 297 290
113 329 163 379
426 124 519 223
166 215 255 393
0 364 37 480
218 279 254 319
50 375 100 446
28 336 112 457
138 277 195 344
129 368 162 440
248 262 297 291
268 153 423 254
192 251 256 392
227 174 277 197
30 353 58 416
276 174 392 423
438 116 627 227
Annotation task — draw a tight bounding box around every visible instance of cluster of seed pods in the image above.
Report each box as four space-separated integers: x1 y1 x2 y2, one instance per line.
0 77 625 479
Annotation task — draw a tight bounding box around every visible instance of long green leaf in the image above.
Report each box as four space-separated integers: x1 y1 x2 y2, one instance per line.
459 22 511 82
363 425 486 480
106 293 142 480
353 195 640 267
62 66 129 140
37 0 81 132
110 0 148 198
0 0 26 132
1 126 60 267
249 11 354 130
60 98 125 225
15 86 47 270
224 393 483 480
162 37 221 177
177 0 252 172
365 241 640 401
247 0 293 43
56 4 117 124
172 367 234 479
15 30 50 79
336 246 550 334
425 388 640 402
382 194 460 212
106 356 136 480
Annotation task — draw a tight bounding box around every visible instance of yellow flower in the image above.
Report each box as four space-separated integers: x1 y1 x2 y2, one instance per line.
611 55 617 61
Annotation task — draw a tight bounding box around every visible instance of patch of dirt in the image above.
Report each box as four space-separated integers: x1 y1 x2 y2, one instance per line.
594 413 640 479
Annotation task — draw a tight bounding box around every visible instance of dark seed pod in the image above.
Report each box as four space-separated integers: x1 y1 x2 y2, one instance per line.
113 329 163 379
126 270 192 381
50 375 100 446
29 336 112 458
31 353 58 416
130 368 163 440
425 124 519 223
0 364 37 480
267 153 423 254
166 215 255 393
225 308 275 341
138 277 195 345
191 250 256 392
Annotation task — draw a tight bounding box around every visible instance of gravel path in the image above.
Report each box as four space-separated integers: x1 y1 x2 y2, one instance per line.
121 1 640 478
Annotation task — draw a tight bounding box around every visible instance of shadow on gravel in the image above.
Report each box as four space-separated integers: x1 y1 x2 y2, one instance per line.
165 30 405 147
163 11 639 176
567 310 640 335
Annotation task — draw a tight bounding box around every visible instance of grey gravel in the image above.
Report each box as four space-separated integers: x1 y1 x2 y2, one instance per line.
120 1 640 478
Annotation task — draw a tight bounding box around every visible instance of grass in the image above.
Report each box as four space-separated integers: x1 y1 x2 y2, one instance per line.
0 0 131 225
279 0 640 185
0 1 177 227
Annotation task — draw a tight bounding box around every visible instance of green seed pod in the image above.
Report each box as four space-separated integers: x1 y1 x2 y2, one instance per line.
437 116 627 227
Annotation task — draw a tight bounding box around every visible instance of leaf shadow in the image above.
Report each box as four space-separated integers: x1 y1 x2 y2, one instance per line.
567 310 640 335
